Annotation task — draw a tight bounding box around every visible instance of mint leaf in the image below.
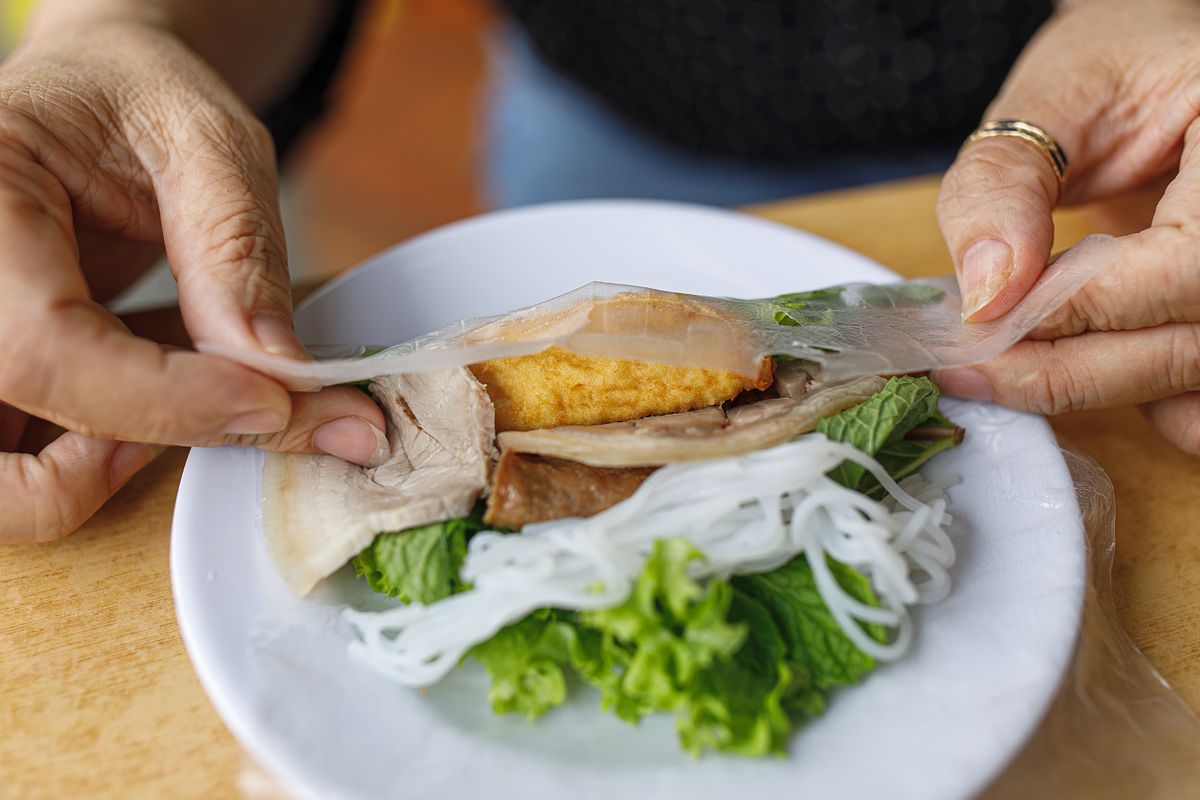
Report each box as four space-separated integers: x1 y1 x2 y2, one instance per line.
852 283 945 307
771 287 846 327
351 510 484 604
770 284 945 327
816 375 945 489
869 435 958 498
734 556 882 690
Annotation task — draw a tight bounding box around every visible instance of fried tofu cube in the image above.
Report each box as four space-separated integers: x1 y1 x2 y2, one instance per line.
470 346 772 432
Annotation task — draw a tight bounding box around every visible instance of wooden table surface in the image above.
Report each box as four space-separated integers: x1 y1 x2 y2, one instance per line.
2 175 1198 798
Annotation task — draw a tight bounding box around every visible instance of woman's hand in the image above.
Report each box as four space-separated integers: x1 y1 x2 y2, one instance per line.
0 17 386 543
934 0 1200 455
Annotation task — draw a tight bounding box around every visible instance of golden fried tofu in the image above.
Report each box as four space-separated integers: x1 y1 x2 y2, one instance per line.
470 346 773 432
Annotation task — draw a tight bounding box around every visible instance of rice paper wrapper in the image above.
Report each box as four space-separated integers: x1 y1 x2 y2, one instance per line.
203 235 1116 387
978 446 1200 800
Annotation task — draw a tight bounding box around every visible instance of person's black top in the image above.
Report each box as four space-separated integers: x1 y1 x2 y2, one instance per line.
261 0 363 162
500 0 1053 163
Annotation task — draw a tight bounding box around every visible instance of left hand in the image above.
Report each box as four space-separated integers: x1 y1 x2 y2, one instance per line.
0 18 387 543
934 0 1200 455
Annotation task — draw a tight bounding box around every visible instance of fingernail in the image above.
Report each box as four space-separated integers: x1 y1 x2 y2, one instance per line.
109 442 160 489
313 416 389 466
251 313 309 359
960 239 1013 321
932 367 994 402
224 409 288 435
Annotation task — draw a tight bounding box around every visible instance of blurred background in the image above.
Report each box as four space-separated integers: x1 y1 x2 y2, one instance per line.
1 0 1047 309
1 0 496 309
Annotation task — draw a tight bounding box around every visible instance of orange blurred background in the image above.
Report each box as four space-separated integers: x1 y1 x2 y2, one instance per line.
287 0 495 282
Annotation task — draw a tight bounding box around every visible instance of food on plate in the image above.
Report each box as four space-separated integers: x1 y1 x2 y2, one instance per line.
495 371 886 467
468 345 772 432
483 450 654 529
262 369 494 597
465 292 775 432
258 286 964 756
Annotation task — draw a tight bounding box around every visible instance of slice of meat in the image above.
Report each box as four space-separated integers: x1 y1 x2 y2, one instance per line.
495 375 886 468
484 450 655 529
772 359 817 397
261 368 495 596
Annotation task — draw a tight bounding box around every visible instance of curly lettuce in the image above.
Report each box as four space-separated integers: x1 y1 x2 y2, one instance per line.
351 510 484 604
471 539 885 757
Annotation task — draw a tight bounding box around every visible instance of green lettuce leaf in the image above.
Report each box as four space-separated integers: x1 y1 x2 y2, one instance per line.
580 538 746 716
676 589 797 756
469 609 581 719
470 541 887 758
351 510 485 604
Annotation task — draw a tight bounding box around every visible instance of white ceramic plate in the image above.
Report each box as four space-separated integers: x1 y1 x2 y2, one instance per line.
172 201 1086 800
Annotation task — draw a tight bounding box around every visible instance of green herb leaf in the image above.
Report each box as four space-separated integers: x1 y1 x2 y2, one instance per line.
816 375 949 489
469 609 580 719
675 589 796 756
351 510 485 604
580 538 746 714
869 435 958 498
734 556 882 691
769 283 945 328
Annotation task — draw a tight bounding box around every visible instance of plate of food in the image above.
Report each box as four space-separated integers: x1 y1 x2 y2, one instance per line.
171 200 1087 800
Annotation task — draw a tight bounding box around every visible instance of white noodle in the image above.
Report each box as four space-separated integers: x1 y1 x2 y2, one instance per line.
343 434 955 687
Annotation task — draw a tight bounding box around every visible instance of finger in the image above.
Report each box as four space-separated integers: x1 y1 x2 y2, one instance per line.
0 433 157 544
151 101 309 361
1151 116 1200 232
218 386 389 466
1028 227 1200 339
935 5 1117 324
1027 117 1200 339
0 146 292 443
937 128 1068 323
1141 393 1200 457
932 322 1200 414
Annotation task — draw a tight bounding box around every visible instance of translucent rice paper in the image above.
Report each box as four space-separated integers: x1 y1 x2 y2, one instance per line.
980 447 1200 800
203 235 1116 388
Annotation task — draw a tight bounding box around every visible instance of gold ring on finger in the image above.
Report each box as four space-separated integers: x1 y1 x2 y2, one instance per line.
963 119 1070 195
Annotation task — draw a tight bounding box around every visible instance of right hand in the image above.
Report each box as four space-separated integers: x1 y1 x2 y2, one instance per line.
933 0 1200 455
0 18 386 543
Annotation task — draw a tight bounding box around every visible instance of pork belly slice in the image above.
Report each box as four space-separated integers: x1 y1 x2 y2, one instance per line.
496 375 886 469
261 368 495 597
484 450 654 529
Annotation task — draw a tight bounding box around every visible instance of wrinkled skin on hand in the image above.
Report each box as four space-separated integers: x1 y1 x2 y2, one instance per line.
935 0 1200 456
0 20 385 542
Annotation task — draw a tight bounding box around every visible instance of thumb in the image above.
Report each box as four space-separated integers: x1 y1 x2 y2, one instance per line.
936 125 1065 322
